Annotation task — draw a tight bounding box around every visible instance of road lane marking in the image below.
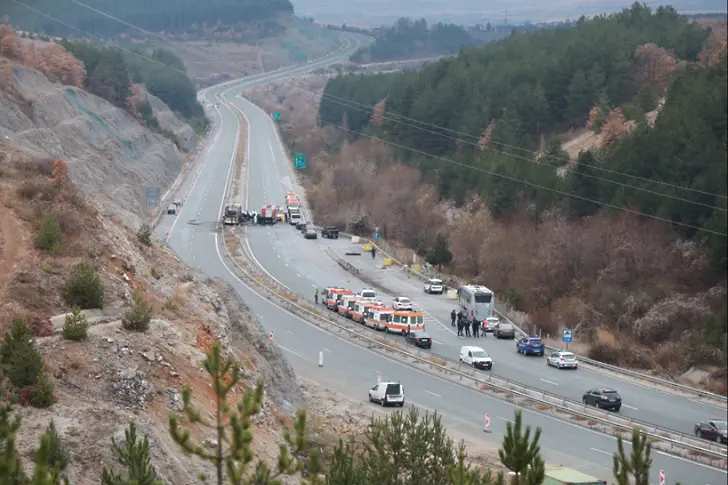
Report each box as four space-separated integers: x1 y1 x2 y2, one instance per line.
496 416 511 422
621 404 639 411
322 348 332 353
540 378 559 386
296 273 301 277
590 447 611 456
278 345 314 364
432 340 444 344
287 330 294 335
424 390 441 398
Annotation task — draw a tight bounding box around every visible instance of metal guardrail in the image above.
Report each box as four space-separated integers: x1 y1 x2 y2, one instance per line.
216 229 727 468
337 233 728 404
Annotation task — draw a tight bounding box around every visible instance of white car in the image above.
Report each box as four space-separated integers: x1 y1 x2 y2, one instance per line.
358 289 377 300
459 346 493 370
424 278 443 294
392 297 413 311
547 350 578 369
368 381 404 407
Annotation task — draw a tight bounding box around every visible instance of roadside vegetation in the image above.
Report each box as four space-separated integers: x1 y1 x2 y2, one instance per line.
0 341 664 485
250 5 728 388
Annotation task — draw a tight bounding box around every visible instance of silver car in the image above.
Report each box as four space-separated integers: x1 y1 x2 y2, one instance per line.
547 350 578 369
493 321 515 339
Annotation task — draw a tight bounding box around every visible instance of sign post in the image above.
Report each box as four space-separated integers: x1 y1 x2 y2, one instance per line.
562 328 573 350
484 413 491 433
659 469 665 485
294 153 307 169
273 112 281 121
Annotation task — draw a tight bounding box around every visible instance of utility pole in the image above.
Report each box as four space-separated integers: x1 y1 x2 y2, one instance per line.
342 111 349 163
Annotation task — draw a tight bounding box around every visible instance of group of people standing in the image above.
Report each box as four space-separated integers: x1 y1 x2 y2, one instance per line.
450 309 484 338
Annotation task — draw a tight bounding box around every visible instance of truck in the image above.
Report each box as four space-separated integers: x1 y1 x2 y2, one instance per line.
321 226 339 239
542 465 606 485
222 204 242 225
259 205 278 225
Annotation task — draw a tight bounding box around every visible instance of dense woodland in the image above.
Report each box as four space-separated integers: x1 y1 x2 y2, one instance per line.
4 0 293 36
319 4 725 269
59 40 207 131
350 17 475 63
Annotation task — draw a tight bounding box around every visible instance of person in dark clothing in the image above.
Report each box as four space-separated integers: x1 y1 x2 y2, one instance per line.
464 318 471 337
314 288 319 305
450 310 456 327
456 318 463 336
371 247 376 259
472 318 479 338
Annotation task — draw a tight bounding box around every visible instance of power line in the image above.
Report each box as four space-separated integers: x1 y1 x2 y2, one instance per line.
317 90 728 200
317 120 727 237
315 92 726 212
17 0 726 237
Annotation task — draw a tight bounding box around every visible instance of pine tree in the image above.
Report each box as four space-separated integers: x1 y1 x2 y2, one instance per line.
426 233 453 269
100 423 162 485
29 371 56 409
449 442 504 485
498 410 545 485
36 421 69 471
62 262 105 309
35 214 63 253
0 404 26 485
0 318 44 389
62 307 89 341
613 428 652 485
121 291 153 332
325 439 364 485
168 341 323 485
30 434 68 485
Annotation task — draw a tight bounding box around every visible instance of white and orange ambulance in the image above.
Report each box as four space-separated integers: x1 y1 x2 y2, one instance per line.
385 310 425 334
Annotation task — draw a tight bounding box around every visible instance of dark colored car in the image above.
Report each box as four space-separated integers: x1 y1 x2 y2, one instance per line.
321 226 339 239
405 331 431 349
694 420 728 444
304 228 318 239
517 336 545 356
582 388 622 411
493 322 515 339
296 221 307 231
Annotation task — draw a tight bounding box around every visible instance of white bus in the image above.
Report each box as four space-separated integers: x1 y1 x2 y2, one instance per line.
458 285 496 324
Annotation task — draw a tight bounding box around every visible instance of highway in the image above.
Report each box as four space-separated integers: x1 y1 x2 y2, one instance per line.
153 37 728 485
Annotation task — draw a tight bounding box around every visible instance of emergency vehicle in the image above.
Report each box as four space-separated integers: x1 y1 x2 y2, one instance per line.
351 300 375 323
337 294 358 317
364 305 394 331
385 310 425 334
259 205 278 225
325 288 353 310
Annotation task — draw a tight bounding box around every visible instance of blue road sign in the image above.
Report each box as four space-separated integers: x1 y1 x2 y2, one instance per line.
294 153 307 169
374 232 380 239
562 328 573 343
146 187 160 206
273 111 281 121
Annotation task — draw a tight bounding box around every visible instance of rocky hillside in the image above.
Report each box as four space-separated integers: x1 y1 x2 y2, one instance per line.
0 39 315 483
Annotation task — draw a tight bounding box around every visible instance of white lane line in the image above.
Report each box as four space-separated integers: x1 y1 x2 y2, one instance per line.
257 314 264 319
287 330 294 335
432 340 444 345
322 348 332 353
590 447 611 456
496 416 511 422
278 345 314 364
311 284 317 288
296 273 301 277
285 263 289 267
540 378 559 386
621 404 639 411
424 390 442 398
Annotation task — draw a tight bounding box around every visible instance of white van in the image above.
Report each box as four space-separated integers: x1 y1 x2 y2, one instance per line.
368 381 404 407
357 289 377 300
459 346 493 370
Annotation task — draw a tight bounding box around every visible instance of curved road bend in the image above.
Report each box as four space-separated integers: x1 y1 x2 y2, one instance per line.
153 44 727 484
230 94 727 436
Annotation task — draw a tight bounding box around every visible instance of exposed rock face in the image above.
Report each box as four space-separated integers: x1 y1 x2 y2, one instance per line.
0 64 185 228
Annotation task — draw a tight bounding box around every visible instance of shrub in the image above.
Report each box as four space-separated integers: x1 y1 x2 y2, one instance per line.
62 262 104 309
137 223 152 247
0 318 44 389
35 420 69 470
122 291 153 332
150 267 161 279
29 370 55 408
62 306 89 341
35 214 63 253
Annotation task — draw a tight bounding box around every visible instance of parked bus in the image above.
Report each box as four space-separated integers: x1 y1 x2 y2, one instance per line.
458 285 496 328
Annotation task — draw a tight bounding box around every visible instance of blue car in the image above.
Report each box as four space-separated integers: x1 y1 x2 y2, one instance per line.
517 336 545 356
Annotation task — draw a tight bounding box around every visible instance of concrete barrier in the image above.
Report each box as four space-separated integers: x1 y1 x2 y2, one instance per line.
446 289 458 299
351 236 360 243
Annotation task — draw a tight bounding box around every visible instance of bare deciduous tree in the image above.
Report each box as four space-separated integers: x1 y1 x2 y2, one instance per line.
634 43 677 94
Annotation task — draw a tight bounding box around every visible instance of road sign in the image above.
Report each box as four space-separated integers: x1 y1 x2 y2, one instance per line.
562 328 573 343
273 111 281 121
484 413 491 433
294 153 306 169
659 469 665 485
374 232 380 240
146 187 160 206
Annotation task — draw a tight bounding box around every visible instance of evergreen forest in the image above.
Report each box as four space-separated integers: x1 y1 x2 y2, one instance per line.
318 3 726 272
4 0 294 37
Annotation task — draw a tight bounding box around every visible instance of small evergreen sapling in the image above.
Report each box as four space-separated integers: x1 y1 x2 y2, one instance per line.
121 291 153 332
498 410 545 485
100 423 161 485
61 307 89 341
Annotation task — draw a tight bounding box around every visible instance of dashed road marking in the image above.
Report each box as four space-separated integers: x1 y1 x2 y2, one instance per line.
540 378 559 386
424 390 441 398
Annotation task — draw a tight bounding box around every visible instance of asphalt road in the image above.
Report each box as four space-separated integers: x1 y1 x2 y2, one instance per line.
152 37 728 484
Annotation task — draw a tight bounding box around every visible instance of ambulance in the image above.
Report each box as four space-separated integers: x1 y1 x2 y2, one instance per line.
364 304 394 331
385 310 425 334
337 294 358 317
350 300 375 323
325 288 353 311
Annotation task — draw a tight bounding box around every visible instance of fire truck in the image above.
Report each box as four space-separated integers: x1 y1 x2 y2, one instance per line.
259 205 278 225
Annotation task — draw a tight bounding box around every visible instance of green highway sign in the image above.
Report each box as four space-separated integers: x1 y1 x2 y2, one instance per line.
294 153 306 169
273 111 281 121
